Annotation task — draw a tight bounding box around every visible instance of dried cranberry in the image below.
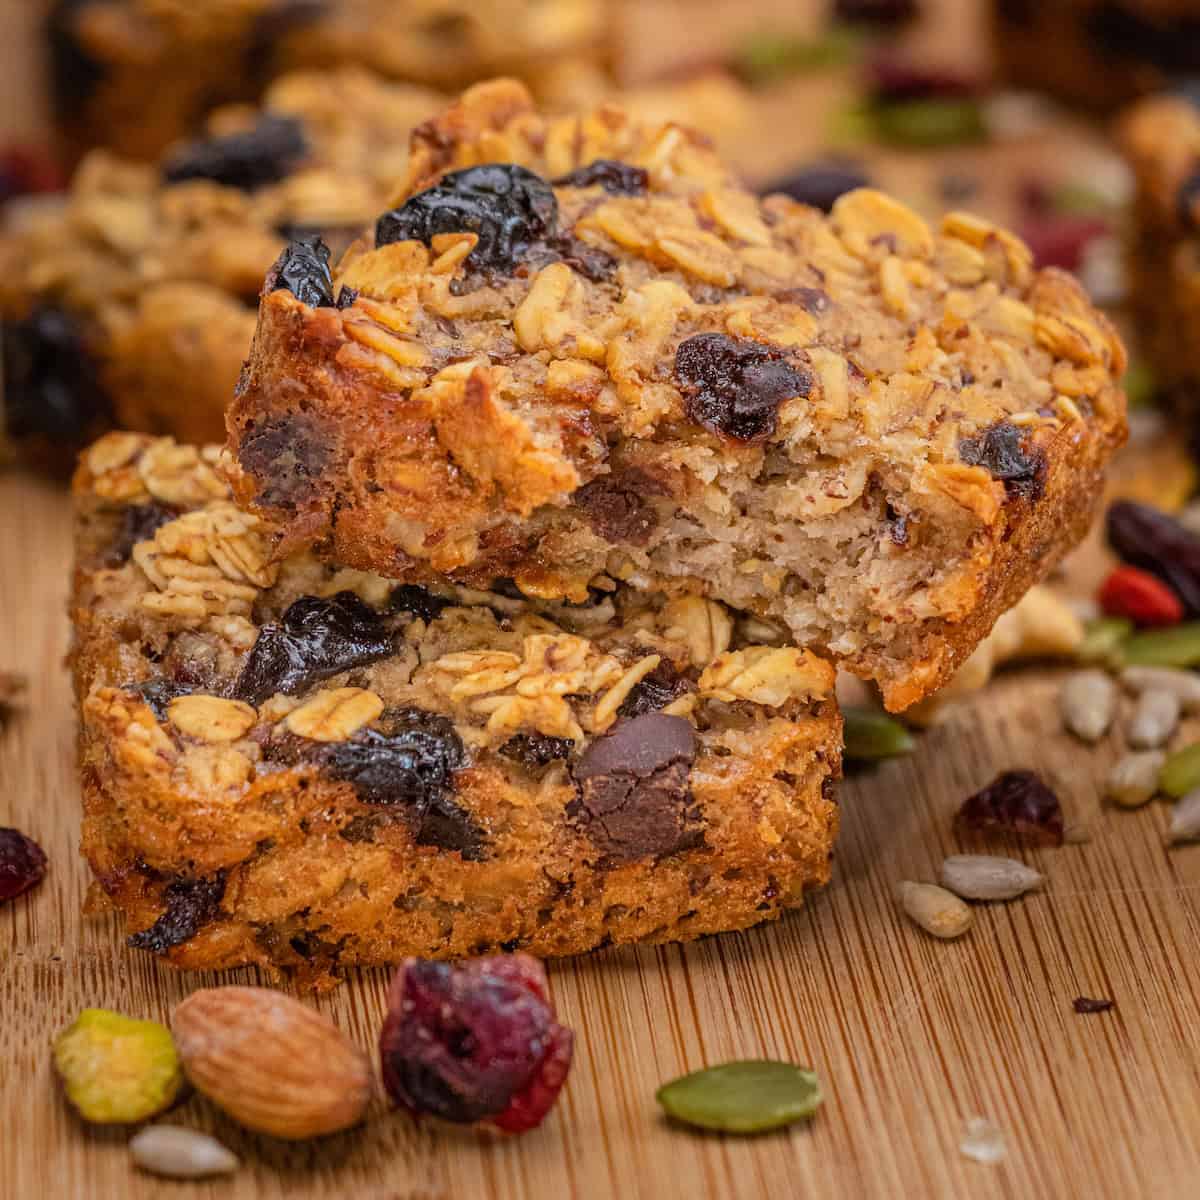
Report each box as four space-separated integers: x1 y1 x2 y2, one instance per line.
1106 500 1200 617
127 872 226 953
866 54 983 102
104 502 177 566
376 164 558 271
500 734 575 768
1073 996 1115 1014
0 827 47 904
325 711 482 859
617 660 694 719
1018 214 1109 271
163 115 308 191
379 954 574 1132
553 159 648 196
675 333 810 443
0 146 66 203
233 592 393 705
1 307 111 444
266 235 334 308
954 770 1064 846
389 585 453 624
762 161 870 213
958 421 1047 501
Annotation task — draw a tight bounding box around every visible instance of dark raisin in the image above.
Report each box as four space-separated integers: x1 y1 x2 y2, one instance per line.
675 332 810 443
761 161 869 212
617 660 694 719
234 412 330 508
104 502 177 566
162 114 308 191
958 421 1047 501
954 770 1063 846
233 592 393 705
553 159 649 196
274 221 362 258
376 164 558 271
0 827 48 904
569 712 701 863
571 472 661 545
500 734 575 768
130 680 191 721
1178 171 1200 234
379 954 574 1132
47 0 106 120
1106 500 1200 616
1072 996 1115 1014
389 584 453 624
1 307 110 444
335 285 359 310
325 711 482 859
127 872 226 953
266 235 334 308
541 234 618 284
834 0 918 24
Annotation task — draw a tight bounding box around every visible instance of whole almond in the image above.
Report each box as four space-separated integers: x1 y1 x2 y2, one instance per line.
172 987 371 1140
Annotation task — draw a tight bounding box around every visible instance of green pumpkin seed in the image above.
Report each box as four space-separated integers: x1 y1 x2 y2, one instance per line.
1076 616 1133 666
872 99 987 147
1159 742 1200 798
1120 624 1200 669
842 706 916 760
656 1061 823 1134
736 29 861 84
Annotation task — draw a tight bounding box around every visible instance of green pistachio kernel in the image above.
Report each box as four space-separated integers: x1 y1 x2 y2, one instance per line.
1160 742 1200 799
843 706 916 760
1120 623 1200 669
657 1061 823 1134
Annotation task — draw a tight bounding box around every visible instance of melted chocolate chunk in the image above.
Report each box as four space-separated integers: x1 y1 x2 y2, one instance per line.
233 592 393 705
163 114 308 191
553 159 649 195
571 472 661 545
266 235 334 308
104 502 177 566
127 872 226 953
569 713 700 863
235 413 330 508
958 421 1047 501
617 661 694 719
500 734 575 768
675 332 811 443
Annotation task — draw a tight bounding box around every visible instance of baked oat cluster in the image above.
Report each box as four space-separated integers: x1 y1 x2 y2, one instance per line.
229 80 1129 711
50 0 606 163
72 433 841 983
1 67 442 452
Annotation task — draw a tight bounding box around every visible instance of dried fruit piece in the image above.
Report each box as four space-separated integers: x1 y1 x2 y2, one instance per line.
761 161 870 213
162 115 308 191
955 770 1064 846
1060 670 1117 742
1099 566 1184 628
1167 789 1200 844
897 881 973 939
1072 997 1115 1014
674 332 811 443
1127 689 1181 750
234 591 393 705
379 954 574 1133
267 236 334 309
172 987 371 1140
1106 501 1200 616
390 584 453 623
655 1061 823 1134
130 1126 239 1179
1119 624 1200 669
377 164 558 271
1160 744 1200 799
553 160 648 196
127 873 225 954
939 855 1044 901
1076 616 1133 666
53 1009 183 1124
616 660 694 720
499 733 575 767
842 706 915 760
959 421 1047 501
1106 750 1165 809
0 826 47 903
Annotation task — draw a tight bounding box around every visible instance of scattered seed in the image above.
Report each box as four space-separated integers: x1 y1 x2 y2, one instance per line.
1072 996 1115 1014
1159 743 1200 799
1167 788 1200 844
655 1061 823 1134
939 855 1044 901
1127 689 1181 750
129 1126 239 1179
897 881 973 939
1120 623 1200 669
1105 750 1165 809
960 1116 1007 1164
1076 616 1133 666
1120 665 1200 711
1060 670 1117 742
842 706 915 760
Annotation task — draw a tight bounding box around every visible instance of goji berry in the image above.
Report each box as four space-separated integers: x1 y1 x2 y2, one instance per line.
1099 565 1184 627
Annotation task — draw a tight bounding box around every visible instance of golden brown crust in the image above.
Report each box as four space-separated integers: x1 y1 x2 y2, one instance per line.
229 82 1128 710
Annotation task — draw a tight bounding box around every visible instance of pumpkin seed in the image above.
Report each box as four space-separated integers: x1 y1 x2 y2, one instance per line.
1106 750 1165 809
873 99 987 147
130 1126 239 1179
1120 665 1200 711
897 881 973 939
1167 788 1200 844
1127 688 1181 750
1060 670 1117 742
1160 742 1200 798
1120 623 1200 669
842 706 915 760
655 1061 823 1134
1076 616 1133 666
939 855 1044 901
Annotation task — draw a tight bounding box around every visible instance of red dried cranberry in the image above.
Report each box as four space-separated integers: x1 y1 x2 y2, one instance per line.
379 954 574 1132
954 770 1063 846
0 827 47 904
162 115 309 191
958 421 1047 501
0 145 66 203
865 53 982 102
675 333 810 443
1018 214 1109 271
266 236 334 308
1106 500 1200 617
553 159 648 196
376 164 558 272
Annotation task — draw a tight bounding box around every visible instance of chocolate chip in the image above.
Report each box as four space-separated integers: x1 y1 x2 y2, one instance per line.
569 713 701 863
127 872 226 954
958 421 1047 501
571 472 661 545
235 413 330 509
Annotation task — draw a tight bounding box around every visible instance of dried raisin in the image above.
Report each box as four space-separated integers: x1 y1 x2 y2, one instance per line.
762 162 870 213
553 159 648 196
162 115 308 191
959 421 1047 501
954 770 1063 846
1107 500 1200 617
267 236 334 308
128 873 226 953
0 827 47 904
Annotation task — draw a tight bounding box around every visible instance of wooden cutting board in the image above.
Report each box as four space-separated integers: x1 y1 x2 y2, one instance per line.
4 464 1200 1199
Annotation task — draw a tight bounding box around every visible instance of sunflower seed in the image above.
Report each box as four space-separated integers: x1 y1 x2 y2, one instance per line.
1167 788 1200 845
1120 665 1200 711
897 881 973 939
939 855 1044 901
1127 689 1181 750
1106 750 1165 809
129 1126 239 1179
1060 670 1117 742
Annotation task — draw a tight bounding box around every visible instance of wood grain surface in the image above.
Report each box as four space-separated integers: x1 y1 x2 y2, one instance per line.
4 465 1200 1199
